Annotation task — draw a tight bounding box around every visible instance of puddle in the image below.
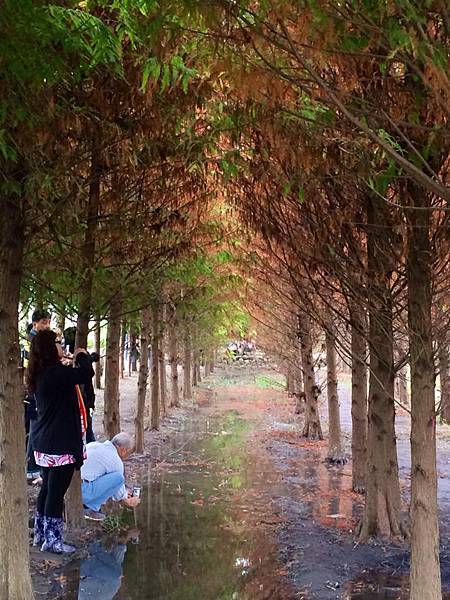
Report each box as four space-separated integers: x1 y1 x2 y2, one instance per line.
58 410 293 600
343 572 409 599
343 571 450 599
271 433 450 599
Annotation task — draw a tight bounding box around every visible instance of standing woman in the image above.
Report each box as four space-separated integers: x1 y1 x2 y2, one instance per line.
28 329 94 553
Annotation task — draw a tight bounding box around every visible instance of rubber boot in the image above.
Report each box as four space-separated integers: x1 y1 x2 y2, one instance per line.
41 516 76 554
33 513 44 547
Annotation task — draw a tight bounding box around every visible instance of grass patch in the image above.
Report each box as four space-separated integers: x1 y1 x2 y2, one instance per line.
254 374 286 390
102 513 126 533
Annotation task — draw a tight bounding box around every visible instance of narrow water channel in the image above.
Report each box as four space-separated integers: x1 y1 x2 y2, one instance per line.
60 409 293 600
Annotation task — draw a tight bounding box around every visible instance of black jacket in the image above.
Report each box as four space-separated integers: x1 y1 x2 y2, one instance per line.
75 353 96 411
32 354 95 469
26 329 38 419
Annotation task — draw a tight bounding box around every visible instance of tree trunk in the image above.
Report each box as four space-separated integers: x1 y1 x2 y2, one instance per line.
120 323 126 379
286 368 294 395
192 349 198 387
150 303 160 430
183 332 192 401
74 135 101 350
294 345 305 414
104 293 122 437
94 317 102 389
56 312 66 335
395 365 409 409
407 183 441 599
0 197 33 600
135 308 151 453
205 360 211 378
128 332 132 376
132 330 138 372
168 317 180 408
359 195 404 540
128 329 138 375
325 327 344 463
197 352 202 384
159 321 167 418
159 339 167 416
64 472 84 529
67 141 102 527
439 341 450 423
298 314 322 439
349 302 368 494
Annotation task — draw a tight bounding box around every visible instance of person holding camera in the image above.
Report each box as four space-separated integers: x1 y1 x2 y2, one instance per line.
75 350 99 443
64 326 99 443
28 329 94 554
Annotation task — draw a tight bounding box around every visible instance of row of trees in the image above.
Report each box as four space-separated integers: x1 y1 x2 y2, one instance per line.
209 3 449 599
0 2 242 597
90 247 245 448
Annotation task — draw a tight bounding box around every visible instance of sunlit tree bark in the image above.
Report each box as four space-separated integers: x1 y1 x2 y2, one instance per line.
150 302 160 430
349 302 367 494
298 314 322 439
0 196 33 600
325 326 344 463
135 307 151 453
359 195 403 540
183 331 192 401
407 183 441 599
104 293 122 437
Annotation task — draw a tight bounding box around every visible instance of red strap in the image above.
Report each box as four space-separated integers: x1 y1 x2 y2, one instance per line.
75 385 87 434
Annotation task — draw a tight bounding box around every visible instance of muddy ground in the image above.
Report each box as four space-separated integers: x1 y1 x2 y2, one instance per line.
29 362 450 599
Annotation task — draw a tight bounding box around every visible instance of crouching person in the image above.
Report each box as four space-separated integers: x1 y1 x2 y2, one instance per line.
81 432 140 521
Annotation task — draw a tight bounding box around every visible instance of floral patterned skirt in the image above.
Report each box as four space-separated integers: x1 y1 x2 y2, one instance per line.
34 385 88 468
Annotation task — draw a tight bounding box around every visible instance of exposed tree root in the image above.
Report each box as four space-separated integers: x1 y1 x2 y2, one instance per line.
294 392 306 415
302 420 323 440
325 454 347 465
357 506 409 543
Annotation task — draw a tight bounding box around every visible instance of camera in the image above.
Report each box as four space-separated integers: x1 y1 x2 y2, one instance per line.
87 352 100 364
75 351 100 366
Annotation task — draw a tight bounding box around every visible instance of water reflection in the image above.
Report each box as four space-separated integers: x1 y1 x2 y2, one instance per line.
342 571 410 599
344 571 450 599
282 441 361 531
78 542 126 599
60 411 293 600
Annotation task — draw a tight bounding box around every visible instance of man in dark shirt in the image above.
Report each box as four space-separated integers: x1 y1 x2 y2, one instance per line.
65 325 98 442
26 309 51 480
75 350 99 443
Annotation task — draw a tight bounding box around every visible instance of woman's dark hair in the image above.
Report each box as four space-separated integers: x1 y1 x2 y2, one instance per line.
27 329 60 393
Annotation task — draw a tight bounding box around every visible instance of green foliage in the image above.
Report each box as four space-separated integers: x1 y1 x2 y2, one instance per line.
163 232 250 351
340 35 370 53
1 1 122 87
102 513 126 533
141 57 161 90
220 157 239 179
368 160 400 196
46 5 123 69
386 18 413 53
